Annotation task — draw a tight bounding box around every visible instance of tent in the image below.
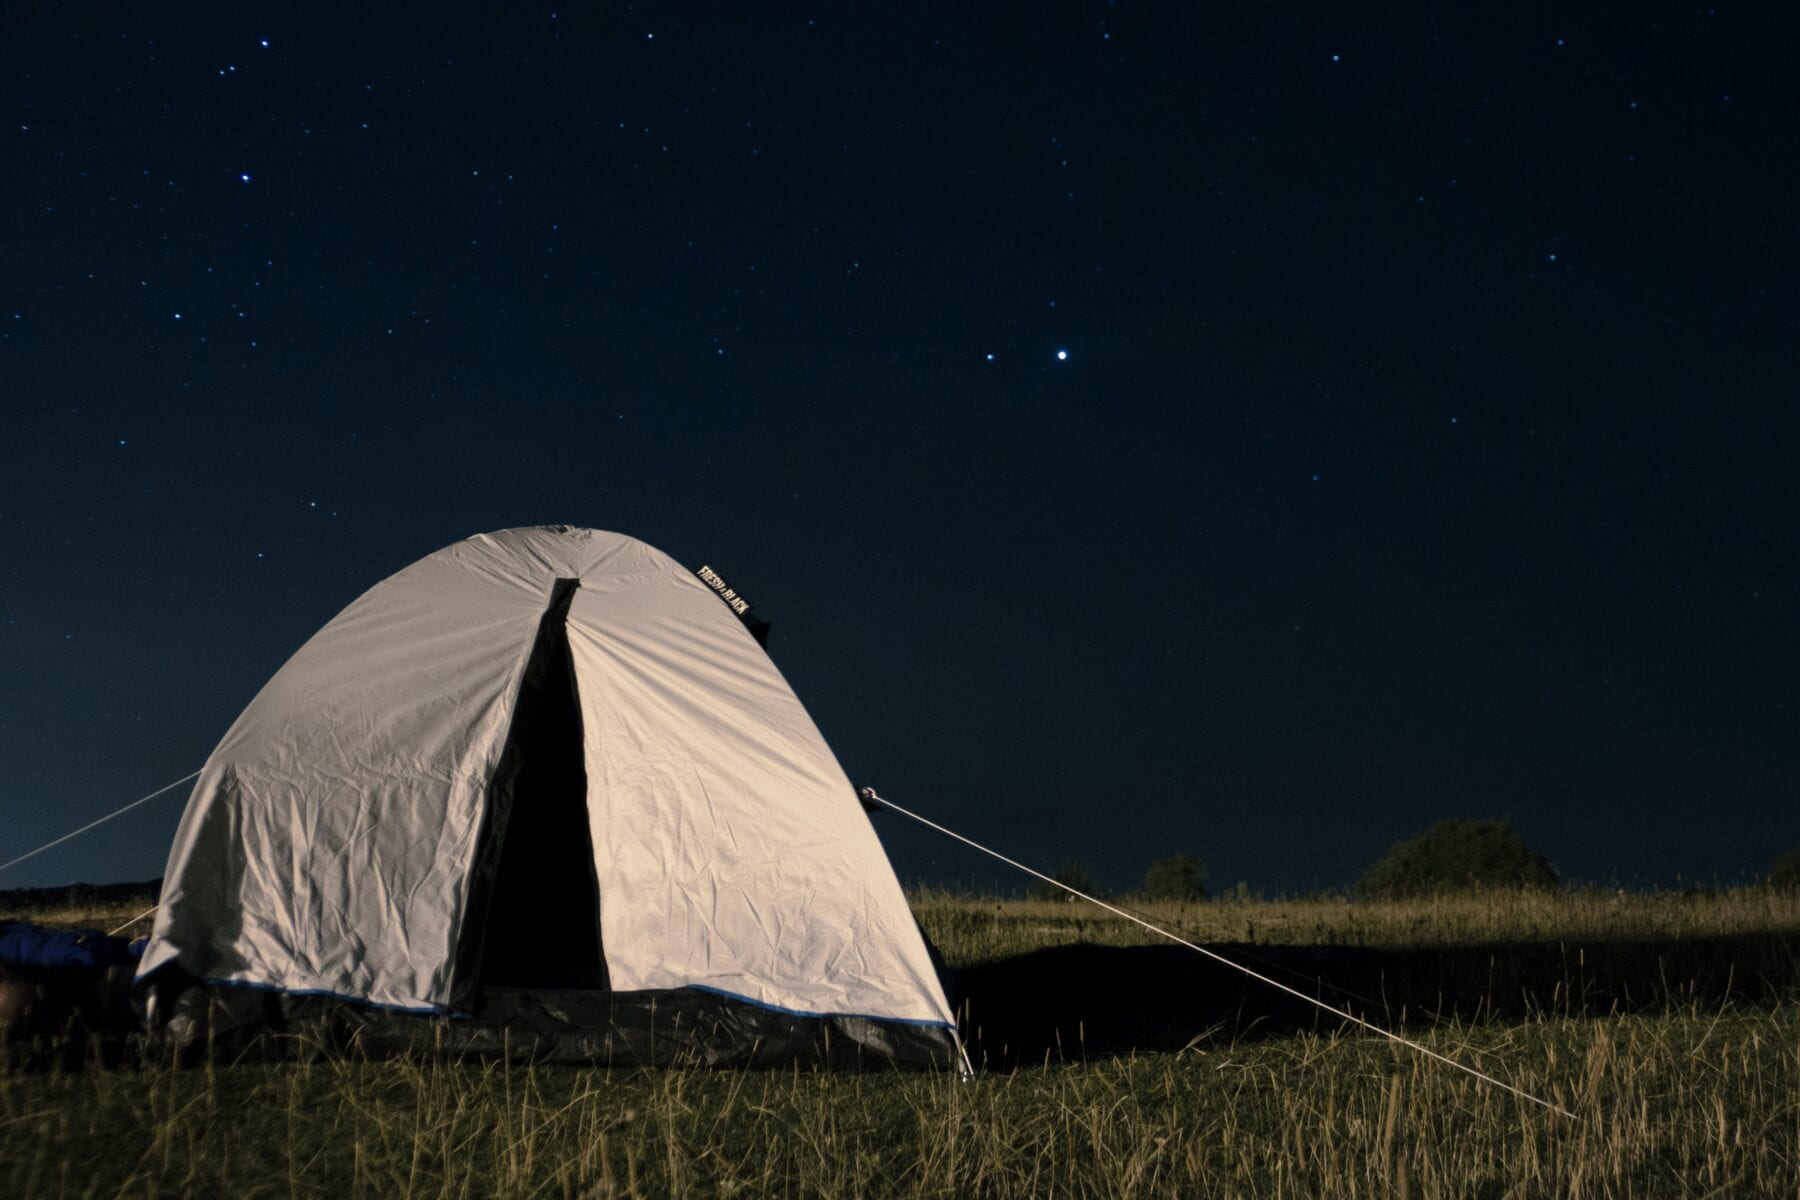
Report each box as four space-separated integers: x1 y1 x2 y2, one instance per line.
137 526 960 1068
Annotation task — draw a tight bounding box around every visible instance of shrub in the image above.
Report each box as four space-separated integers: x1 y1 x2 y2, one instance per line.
1141 852 1208 901
1768 848 1800 892
1031 861 1100 902
1359 819 1557 899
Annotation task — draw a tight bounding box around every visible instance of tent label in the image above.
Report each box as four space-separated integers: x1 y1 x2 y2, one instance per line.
696 564 753 616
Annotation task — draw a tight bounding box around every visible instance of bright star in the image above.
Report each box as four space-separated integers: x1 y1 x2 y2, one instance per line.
1055 348 1069 361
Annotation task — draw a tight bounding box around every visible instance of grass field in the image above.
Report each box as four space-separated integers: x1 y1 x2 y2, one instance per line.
4 888 1798 1198
909 885 1800 964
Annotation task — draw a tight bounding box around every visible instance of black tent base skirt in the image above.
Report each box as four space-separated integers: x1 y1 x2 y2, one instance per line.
139 977 959 1071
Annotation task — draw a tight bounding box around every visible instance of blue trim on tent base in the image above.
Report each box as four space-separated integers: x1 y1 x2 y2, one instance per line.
136 963 952 1031
686 983 954 1031
134 961 466 1018
135 972 961 1070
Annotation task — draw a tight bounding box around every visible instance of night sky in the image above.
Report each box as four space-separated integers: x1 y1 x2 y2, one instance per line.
5 4 1797 896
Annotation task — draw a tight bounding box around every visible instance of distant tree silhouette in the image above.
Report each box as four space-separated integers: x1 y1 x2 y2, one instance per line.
1768 848 1800 892
1032 861 1101 902
1141 852 1208 901
1359 819 1557 898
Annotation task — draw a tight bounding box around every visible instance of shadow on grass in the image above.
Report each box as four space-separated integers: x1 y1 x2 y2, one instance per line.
952 932 1800 1067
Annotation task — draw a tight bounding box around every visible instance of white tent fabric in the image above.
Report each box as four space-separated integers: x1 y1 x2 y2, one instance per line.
138 526 954 1031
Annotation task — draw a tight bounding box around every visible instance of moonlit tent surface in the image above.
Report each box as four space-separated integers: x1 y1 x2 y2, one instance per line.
138 526 959 1067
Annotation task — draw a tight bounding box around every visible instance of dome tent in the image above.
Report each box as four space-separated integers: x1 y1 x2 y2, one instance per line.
137 526 960 1068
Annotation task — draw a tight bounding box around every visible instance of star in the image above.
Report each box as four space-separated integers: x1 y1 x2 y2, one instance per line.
1055 348 1069 361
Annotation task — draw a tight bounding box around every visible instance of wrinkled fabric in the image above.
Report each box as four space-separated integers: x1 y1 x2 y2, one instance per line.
137 527 955 1032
